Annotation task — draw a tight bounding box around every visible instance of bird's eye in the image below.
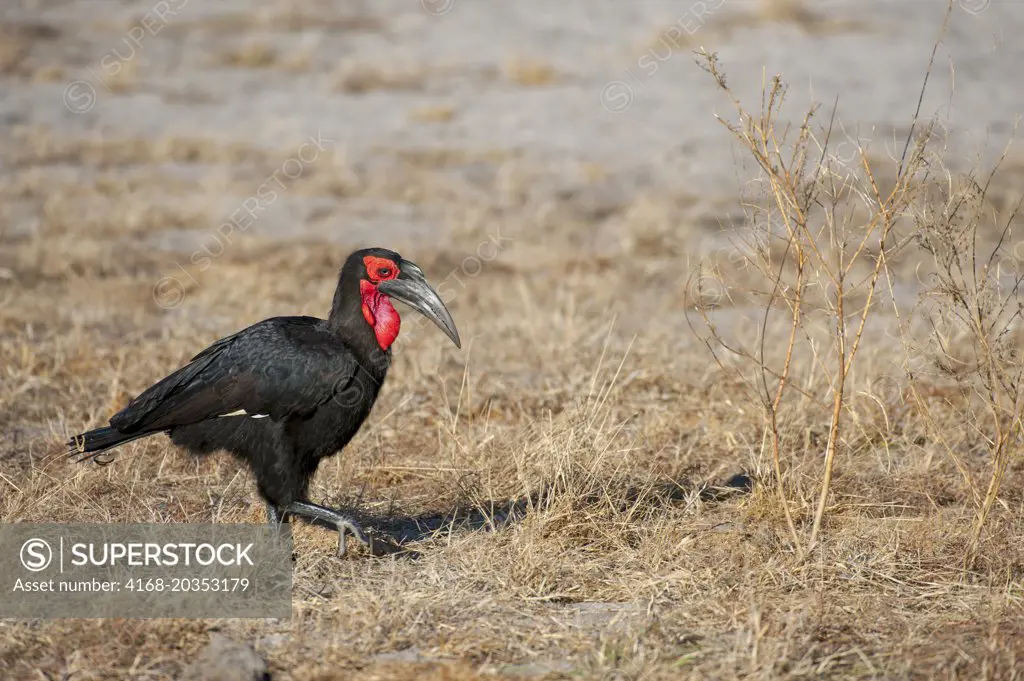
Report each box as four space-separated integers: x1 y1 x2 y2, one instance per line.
378 268 391 277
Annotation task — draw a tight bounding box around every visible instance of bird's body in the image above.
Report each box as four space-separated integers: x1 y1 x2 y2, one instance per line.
68 248 460 555
168 316 387 507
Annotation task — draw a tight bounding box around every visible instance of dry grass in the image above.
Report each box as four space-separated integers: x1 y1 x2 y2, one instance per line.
334 60 436 94
502 57 560 88
2 131 1022 680
0 21 65 81
3 119 1024 680
162 10 384 37
1 8 1023 681
409 105 459 124
212 43 313 72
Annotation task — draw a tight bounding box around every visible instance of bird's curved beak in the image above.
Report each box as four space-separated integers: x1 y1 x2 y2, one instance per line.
378 261 461 348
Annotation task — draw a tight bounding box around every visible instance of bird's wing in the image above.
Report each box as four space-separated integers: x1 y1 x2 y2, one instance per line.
109 317 364 433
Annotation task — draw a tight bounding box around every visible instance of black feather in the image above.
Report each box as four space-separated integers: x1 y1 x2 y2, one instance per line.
66 426 152 463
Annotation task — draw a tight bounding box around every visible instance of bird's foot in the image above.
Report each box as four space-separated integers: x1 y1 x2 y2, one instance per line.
333 516 369 557
283 500 406 558
334 516 409 557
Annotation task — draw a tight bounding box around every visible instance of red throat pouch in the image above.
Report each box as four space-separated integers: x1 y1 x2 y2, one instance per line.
360 280 401 350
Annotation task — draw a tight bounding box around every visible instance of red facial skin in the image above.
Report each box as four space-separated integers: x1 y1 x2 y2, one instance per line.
360 256 401 350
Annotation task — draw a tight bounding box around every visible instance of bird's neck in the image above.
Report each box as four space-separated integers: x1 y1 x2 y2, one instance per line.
328 271 395 370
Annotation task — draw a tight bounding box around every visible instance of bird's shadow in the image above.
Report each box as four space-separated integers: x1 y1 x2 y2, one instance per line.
349 472 754 548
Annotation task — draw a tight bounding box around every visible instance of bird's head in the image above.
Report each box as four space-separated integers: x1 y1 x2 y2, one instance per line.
339 247 461 352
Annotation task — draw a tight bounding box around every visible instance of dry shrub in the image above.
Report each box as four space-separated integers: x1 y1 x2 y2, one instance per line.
688 1 1023 570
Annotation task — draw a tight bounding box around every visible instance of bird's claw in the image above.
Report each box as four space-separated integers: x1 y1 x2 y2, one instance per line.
335 519 370 557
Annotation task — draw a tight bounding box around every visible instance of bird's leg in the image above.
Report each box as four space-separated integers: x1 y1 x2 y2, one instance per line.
264 502 287 525
283 500 371 556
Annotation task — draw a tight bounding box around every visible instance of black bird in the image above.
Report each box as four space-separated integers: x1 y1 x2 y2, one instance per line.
67 248 460 556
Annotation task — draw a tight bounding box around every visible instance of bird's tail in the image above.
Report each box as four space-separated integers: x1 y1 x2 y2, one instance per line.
66 426 152 464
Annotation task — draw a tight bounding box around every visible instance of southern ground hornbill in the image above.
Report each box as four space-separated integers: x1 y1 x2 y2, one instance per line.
67 248 460 556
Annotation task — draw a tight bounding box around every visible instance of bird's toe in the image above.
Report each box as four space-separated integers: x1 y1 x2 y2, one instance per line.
334 519 370 557
337 519 369 544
